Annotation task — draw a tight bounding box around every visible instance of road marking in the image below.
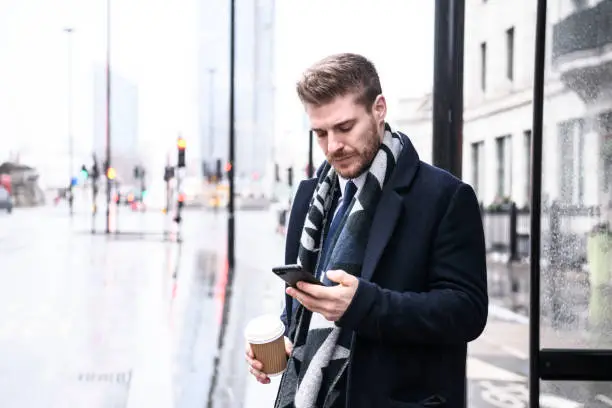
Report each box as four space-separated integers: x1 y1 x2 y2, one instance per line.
478 381 583 408
467 358 525 382
596 394 612 406
479 381 526 408
540 394 583 408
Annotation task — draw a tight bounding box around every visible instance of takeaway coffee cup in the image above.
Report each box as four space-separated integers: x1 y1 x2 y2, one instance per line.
245 314 287 376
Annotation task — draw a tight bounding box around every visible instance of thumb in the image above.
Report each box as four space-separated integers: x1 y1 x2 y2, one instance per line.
326 269 349 285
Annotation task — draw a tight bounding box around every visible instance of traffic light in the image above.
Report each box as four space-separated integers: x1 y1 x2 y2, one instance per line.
80 165 88 178
164 166 175 182
287 167 293 187
107 167 116 180
174 192 186 223
274 163 280 182
133 166 140 179
177 137 186 168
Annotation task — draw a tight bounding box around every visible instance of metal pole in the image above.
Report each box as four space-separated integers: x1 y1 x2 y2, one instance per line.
227 0 236 271
529 0 547 405
92 153 98 233
64 27 74 216
105 0 112 234
252 0 259 176
308 129 314 178
209 68 215 159
529 0 547 408
432 0 465 178
207 4 236 405
432 1 466 405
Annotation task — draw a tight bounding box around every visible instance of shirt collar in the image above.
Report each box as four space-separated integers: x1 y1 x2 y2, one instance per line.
337 171 367 199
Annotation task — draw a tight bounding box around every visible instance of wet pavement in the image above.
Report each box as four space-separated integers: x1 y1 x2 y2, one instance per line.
1 204 611 407
0 204 287 408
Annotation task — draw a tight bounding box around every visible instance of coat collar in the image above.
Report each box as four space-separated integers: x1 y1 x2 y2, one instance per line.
303 130 421 283
312 125 420 190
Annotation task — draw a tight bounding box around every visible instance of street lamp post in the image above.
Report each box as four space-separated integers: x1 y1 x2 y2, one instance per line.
227 0 236 272
105 0 113 234
64 27 74 216
206 3 236 406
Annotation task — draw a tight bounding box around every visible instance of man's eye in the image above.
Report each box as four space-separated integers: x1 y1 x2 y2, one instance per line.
339 127 352 133
316 131 326 138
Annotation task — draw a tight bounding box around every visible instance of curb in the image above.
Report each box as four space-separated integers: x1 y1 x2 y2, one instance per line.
488 303 529 325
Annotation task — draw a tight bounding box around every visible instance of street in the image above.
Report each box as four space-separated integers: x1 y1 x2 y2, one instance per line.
0 205 611 407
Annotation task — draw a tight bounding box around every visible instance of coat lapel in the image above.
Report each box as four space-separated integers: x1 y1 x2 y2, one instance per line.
361 190 402 282
361 133 420 282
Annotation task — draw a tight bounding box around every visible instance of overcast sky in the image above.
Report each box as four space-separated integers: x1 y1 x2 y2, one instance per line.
0 0 433 182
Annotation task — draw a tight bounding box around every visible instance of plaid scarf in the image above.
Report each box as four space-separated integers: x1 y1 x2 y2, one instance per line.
275 125 404 408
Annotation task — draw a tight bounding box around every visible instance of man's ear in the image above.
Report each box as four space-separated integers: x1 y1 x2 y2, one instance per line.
372 94 387 127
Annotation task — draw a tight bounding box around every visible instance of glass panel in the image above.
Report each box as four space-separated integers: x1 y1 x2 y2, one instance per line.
465 0 612 405
542 0 612 350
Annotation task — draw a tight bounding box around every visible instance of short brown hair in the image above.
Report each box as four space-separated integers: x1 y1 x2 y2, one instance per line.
296 53 382 107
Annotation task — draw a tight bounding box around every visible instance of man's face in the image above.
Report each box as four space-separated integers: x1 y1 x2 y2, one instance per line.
306 93 387 179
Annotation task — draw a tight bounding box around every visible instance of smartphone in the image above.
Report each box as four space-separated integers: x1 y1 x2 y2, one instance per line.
272 264 323 287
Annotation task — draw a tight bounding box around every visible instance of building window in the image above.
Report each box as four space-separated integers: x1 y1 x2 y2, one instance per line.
480 42 487 91
496 136 510 198
506 27 515 81
471 142 484 199
558 119 585 205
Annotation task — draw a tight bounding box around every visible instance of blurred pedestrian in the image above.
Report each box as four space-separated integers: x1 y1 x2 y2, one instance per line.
246 53 488 408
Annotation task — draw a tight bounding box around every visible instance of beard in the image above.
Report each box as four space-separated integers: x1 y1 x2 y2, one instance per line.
329 120 380 179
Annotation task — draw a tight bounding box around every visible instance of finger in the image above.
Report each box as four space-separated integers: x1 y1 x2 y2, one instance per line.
293 290 326 313
293 282 333 300
246 356 263 371
249 367 270 383
245 344 254 359
325 269 353 285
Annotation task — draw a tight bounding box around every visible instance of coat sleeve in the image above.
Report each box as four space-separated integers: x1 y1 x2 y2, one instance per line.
336 183 488 344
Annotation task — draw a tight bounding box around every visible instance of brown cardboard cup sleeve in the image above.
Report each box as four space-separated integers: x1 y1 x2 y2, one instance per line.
245 314 287 377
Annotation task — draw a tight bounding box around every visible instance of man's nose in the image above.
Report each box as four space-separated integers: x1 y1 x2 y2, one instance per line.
327 133 344 154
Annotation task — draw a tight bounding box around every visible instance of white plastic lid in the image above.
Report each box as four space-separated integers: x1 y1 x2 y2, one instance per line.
244 314 285 344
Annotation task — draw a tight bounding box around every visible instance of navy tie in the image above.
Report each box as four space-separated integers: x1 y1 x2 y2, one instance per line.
318 180 357 285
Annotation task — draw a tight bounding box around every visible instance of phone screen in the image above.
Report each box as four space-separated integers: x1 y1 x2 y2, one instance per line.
272 265 323 287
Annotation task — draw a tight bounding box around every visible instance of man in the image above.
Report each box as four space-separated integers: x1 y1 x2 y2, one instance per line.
246 53 488 408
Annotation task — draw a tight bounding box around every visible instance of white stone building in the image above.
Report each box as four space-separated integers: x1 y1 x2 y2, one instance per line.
398 0 612 210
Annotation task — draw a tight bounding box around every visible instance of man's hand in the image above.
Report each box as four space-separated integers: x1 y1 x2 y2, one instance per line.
245 337 293 384
286 269 359 321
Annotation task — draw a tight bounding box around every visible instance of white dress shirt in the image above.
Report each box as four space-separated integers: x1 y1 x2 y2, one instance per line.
334 171 367 218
